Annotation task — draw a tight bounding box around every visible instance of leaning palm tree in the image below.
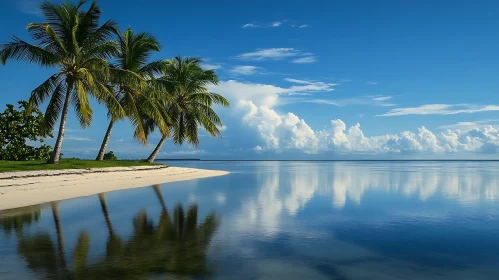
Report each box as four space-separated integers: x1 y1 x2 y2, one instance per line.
0 0 121 164
146 57 229 162
95 27 168 160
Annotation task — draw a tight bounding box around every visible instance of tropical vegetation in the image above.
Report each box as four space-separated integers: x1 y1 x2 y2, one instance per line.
0 0 228 166
0 101 53 161
0 158 157 172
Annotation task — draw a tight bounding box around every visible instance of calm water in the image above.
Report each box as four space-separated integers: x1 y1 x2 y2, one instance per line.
2 161 499 279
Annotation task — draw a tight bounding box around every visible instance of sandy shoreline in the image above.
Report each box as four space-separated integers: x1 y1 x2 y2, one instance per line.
0 166 229 211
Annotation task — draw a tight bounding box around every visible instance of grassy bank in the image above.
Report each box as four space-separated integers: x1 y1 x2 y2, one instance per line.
0 159 160 172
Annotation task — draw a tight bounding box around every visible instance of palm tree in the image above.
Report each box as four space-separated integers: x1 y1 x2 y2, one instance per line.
0 0 121 164
95 27 168 160
146 57 229 162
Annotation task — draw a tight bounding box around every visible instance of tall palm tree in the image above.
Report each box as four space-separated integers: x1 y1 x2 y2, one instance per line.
0 0 121 164
146 57 229 162
95 27 168 160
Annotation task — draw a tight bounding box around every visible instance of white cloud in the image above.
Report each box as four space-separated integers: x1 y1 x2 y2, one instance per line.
236 48 299 61
242 23 258 28
304 95 394 107
236 48 317 63
371 96 391 101
299 25 308 28
242 21 282 28
201 63 222 70
379 104 499 117
317 120 499 155
117 138 125 142
241 102 319 153
367 81 378 85
291 56 317 64
439 120 499 132
211 78 499 156
65 136 94 141
220 125 228 131
163 150 206 156
229 65 260 75
209 79 336 107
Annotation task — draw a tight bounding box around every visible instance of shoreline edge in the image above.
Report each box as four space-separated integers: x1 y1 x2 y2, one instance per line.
0 166 229 211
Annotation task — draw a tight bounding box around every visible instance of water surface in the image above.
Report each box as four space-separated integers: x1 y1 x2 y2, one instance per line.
1 161 499 279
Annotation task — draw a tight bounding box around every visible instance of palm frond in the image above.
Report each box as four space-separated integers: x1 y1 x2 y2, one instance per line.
28 73 64 110
72 81 93 127
42 82 66 132
0 36 58 65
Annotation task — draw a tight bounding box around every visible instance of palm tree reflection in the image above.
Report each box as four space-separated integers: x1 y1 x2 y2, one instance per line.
0 205 41 236
15 191 219 279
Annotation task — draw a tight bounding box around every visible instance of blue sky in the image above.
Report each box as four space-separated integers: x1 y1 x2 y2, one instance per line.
1 0 499 159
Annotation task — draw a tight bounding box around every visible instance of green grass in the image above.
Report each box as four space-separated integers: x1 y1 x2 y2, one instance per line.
0 159 160 172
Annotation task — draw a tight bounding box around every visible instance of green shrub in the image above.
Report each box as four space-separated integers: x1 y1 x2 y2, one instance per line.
0 101 53 161
103 151 118 160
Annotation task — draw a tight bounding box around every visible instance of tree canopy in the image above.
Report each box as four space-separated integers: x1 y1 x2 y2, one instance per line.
0 101 53 161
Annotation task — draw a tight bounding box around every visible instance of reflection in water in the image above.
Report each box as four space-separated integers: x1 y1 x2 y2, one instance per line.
1 205 41 236
2 162 499 279
214 162 499 279
249 163 499 217
4 186 219 279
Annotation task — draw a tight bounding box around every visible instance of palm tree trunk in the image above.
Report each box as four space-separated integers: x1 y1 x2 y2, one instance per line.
152 184 167 212
96 119 115 161
147 136 166 163
51 202 67 269
98 193 114 236
48 82 73 164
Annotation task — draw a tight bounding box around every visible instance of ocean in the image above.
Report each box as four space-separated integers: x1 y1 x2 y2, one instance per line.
1 161 499 279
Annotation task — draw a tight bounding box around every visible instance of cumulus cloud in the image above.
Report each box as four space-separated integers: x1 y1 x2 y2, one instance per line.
379 104 499 117
211 77 499 156
229 65 260 75
316 120 499 155
209 79 336 107
240 102 319 153
298 25 308 28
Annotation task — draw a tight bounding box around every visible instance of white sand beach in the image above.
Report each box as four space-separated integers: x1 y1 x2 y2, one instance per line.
0 166 229 211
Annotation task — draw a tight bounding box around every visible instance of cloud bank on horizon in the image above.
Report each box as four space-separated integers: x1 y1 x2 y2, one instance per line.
209 78 499 157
